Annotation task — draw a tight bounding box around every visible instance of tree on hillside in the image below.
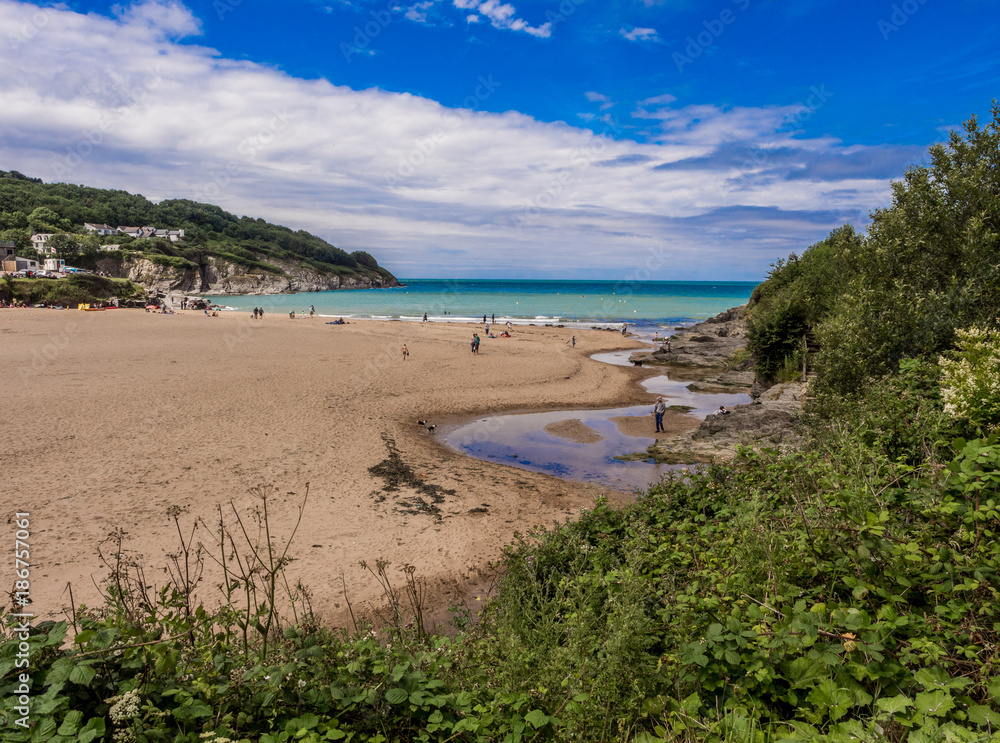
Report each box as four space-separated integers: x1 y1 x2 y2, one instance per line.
0 227 31 252
746 225 860 382
28 206 70 234
816 102 1000 394
47 232 83 257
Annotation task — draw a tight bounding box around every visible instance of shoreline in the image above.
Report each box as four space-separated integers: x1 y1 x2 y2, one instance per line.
3 308 652 629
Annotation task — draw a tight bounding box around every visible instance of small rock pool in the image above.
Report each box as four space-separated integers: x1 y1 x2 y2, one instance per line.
443 351 750 491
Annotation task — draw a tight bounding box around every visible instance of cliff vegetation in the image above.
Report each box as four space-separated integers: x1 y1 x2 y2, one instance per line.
0 171 398 294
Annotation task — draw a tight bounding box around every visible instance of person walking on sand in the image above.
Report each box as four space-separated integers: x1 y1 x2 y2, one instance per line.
423 312 428 322
653 397 666 433
402 344 409 361
572 336 576 347
621 322 628 336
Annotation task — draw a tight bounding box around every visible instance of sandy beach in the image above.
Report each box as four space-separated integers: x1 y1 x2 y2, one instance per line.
2 308 673 629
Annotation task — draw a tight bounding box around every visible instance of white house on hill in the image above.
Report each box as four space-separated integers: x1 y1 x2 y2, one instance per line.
31 233 55 252
83 223 119 236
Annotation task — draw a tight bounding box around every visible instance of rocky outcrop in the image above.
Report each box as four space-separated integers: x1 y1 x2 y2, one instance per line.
646 382 807 464
686 370 755 393
95 255 398 296
634 305 749 369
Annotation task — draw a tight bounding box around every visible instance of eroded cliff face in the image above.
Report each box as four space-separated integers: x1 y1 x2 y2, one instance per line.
96 255 398 296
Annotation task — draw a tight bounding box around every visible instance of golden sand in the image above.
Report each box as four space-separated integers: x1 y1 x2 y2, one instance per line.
2 308 657 628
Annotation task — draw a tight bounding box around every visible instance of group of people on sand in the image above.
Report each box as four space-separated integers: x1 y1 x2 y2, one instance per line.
251 307 265 319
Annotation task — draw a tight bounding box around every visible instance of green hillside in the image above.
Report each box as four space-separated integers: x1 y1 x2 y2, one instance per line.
0 170 397 283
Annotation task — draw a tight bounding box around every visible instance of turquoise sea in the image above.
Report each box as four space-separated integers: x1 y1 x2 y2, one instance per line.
216 279 758 332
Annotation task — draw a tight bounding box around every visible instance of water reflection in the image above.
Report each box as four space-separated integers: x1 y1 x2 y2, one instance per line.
444 354 749 490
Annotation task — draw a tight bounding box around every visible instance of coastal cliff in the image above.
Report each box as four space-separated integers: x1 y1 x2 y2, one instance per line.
0 171 400 297
95 254 399 296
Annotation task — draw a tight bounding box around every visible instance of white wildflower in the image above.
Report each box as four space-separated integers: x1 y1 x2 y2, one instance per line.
108 689 141 723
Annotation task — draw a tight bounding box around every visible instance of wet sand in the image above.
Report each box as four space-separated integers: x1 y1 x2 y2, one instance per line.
543 419 605 443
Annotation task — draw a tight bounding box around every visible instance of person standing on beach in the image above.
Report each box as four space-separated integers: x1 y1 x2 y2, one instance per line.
259 308 264 318
491 313 495 324
483 314 487 323
653 397 666 433
621 322 628 336
402 344 409 361
572 336 576 347
423 313 428 322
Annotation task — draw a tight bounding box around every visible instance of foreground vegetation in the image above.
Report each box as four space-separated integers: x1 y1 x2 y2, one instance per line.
2 380 998 742
0 170 396 284
3 109 999 741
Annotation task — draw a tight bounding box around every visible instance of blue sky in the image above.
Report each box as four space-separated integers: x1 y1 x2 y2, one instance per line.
1 0 997 280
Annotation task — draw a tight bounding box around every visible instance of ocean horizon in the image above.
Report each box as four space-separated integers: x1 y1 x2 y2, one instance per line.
212 278 759 332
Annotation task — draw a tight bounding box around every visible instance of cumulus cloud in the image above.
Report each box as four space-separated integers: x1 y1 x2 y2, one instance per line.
0 0 907 279
620 26 659 42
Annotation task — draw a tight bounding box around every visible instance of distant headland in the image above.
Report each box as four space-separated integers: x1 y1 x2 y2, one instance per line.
0 169 399 299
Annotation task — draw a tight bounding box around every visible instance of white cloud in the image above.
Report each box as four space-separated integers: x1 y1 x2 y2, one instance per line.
0 0 902 279
405 1 438 23
451 0 550 37
113 0 202 38
620 26 659 42
585 92 615 111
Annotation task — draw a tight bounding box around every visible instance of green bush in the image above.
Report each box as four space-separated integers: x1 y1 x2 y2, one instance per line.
144 253 198 270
